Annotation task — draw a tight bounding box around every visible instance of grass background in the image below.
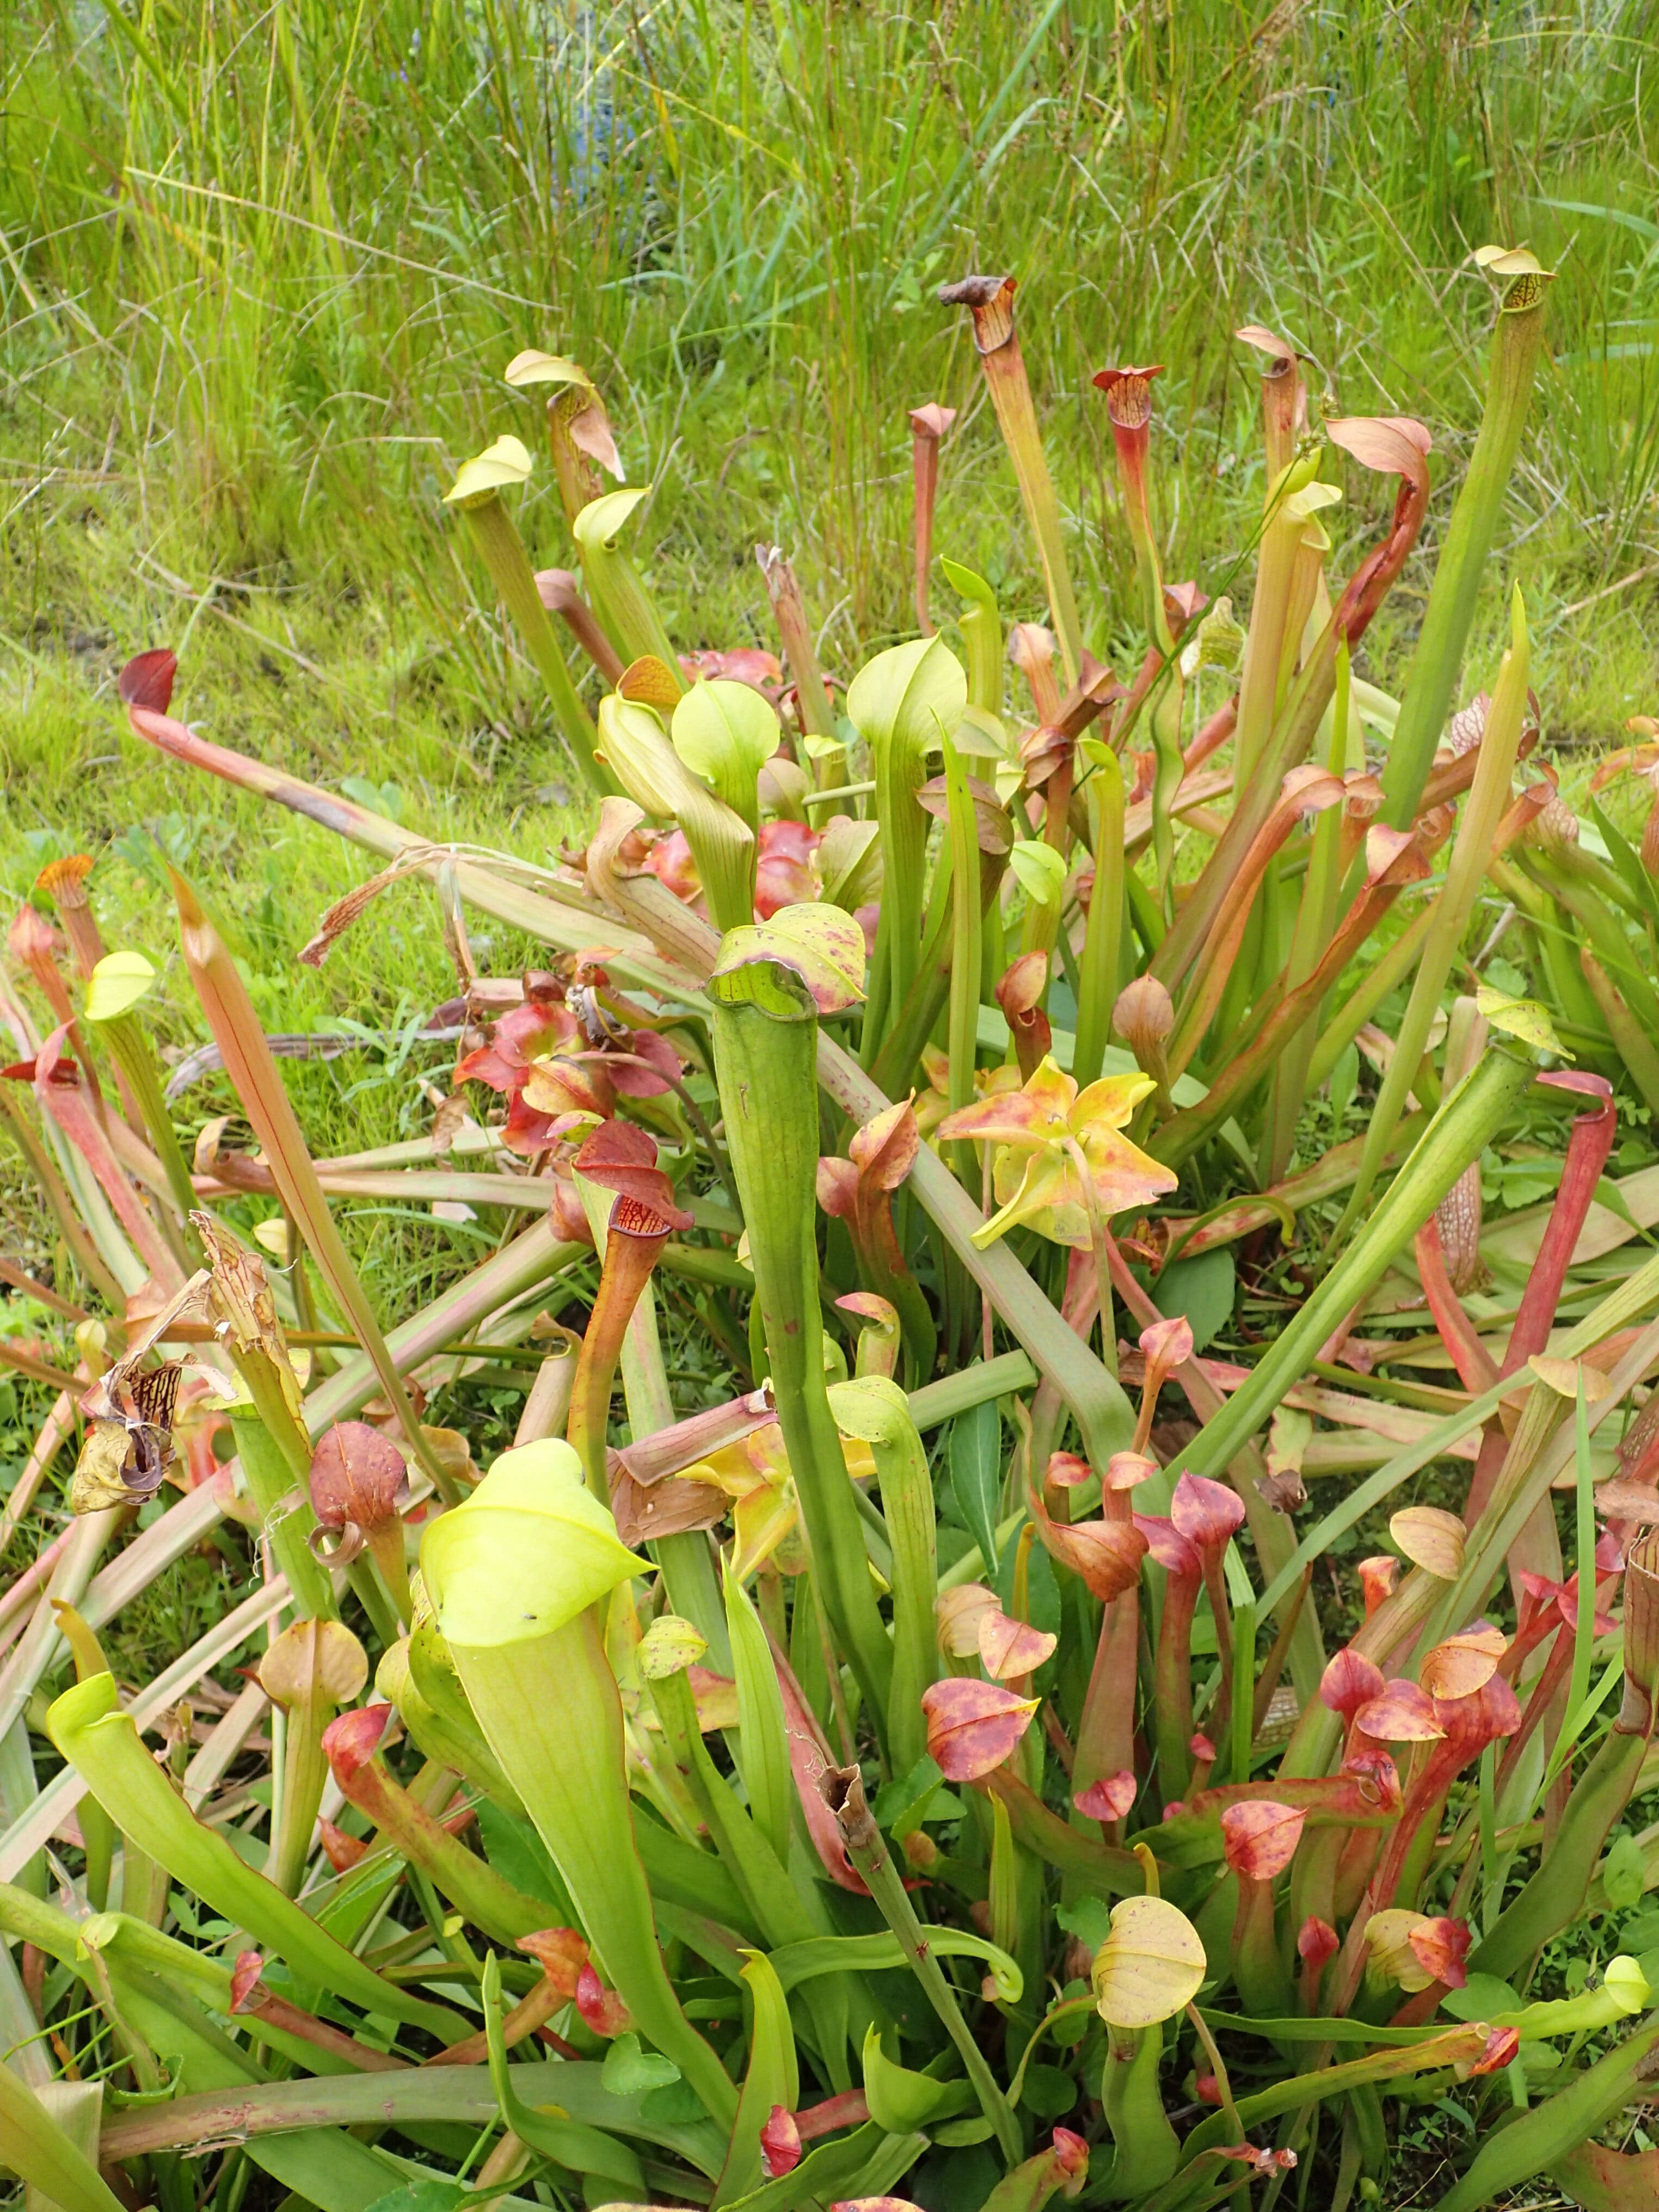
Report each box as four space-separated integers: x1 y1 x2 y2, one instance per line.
2 0 1657 1260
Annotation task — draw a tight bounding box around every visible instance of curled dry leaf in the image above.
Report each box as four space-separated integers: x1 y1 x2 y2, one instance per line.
309 1422 408 1534
1468 2027 1522 2076
518 1927 588 1999
574 1962 630 2037
919 1678 1039 1781
1256 1470 1306 1513
1359 1556 1400 1614
1389 1506 1465 1579
1220 1800 1306 1882
1090 1895 1207 2029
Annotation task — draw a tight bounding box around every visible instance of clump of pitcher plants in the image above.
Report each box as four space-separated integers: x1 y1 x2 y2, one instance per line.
9 248 1659 2212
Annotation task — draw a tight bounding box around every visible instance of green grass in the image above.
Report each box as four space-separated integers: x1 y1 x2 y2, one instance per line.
1 0 1657 1268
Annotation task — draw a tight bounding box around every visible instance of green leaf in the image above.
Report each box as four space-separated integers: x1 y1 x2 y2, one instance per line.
950 1397 1004 1572
423 1440 648 1643
475 1801 575 1920
1606 1833 1648 1910
848 636 967 1025
640 2078 712 2125
1008 838 1066 908
672 681 781 832
873 1753 945 1840
480 1955 647 2192
723 1563 792 1867
826 1374 940 1775
1153 1247 1236 1353
1020 2063 1079 2119
601 2032 682 2096
45 1674 460 2038
714 902 868 1015
713 1951 798 2207
340 777 403 820
444 435 532 508
846 636 966 760
994 1531 1059 1639
932 2116 996 2146
84 951 157 1023
1442 1972 1523 2023
1055 1896 1113 1953
1476 982 1572 1060
860 2023 976 2132
0 2066 126 2212
361 2184 469 2212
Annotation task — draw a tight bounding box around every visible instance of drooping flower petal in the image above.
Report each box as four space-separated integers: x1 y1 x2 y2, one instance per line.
760 2105 803 2179
1298 1917 1340 1969
1365 1909 1438 1992
920 1678 1038 1781
1406 1916 1471 1990
1320 1646 1386 1719
979 1609 1059 1681
1390 1506 1466 1579
935 1582 1000 1660
1133 1513 1202 1578
1420 1624 1507 1703
1091 1896 1207 2029
1034 1511 1147 1601
1355 1680 1446 1743
1073 1772 1138 1822
1170 1472 1246 1557
1220 1799 1306 1882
